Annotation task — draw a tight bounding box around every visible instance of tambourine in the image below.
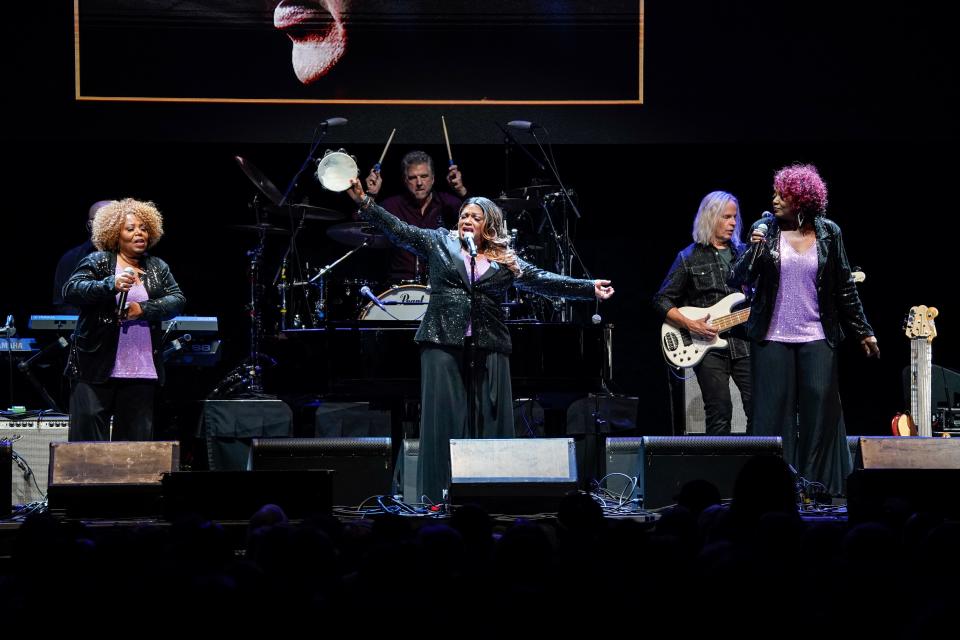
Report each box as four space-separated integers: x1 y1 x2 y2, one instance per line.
315 148 358 192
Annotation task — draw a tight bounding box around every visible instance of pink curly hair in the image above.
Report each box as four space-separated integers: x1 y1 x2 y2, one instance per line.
773 164 828 219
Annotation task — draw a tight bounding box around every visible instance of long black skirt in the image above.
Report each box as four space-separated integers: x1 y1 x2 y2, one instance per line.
417 344 515 503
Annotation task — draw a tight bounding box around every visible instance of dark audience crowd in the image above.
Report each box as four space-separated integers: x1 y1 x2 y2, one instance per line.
0 457 953 637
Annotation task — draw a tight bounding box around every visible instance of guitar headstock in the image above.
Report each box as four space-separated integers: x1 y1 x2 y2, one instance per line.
904 305 939 343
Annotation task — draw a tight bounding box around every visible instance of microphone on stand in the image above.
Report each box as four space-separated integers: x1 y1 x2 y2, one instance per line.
360 285 387 311
463 232 478 258
507 120 540 132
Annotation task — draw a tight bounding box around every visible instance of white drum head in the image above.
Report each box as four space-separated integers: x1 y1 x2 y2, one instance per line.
359 285 430 321
316 150 358 192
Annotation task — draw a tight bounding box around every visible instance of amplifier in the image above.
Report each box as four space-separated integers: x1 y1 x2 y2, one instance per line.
0 414 70 505
934 408 960 434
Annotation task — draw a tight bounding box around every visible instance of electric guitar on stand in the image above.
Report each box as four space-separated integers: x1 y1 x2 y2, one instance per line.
892 304 939 437
661 271 865 369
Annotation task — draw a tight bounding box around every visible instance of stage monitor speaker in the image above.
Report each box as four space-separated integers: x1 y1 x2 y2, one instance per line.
47 441 179 518
0 414 69 506
855 436 960 469
200 399 292 471
448 438 578 513
249 437 392 507
162 470 333 521
606 436 783 509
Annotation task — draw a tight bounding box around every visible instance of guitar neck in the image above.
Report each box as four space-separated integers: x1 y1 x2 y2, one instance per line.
911 338 933 437
711 308 751 332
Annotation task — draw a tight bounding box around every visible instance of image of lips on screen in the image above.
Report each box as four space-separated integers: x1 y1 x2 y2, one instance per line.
274 0 348 84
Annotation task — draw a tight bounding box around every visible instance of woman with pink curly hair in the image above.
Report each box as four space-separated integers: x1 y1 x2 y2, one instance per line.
731 164 878 497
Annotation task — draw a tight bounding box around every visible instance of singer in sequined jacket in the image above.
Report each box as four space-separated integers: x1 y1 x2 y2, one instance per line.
353 188 611 502
357 201 598 355
63 251 185 385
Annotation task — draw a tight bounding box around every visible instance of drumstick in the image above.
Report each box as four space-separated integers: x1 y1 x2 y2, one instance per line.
373 128 396 173
441 116 454 166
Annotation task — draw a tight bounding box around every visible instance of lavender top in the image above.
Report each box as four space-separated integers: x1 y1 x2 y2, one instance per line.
111 265 158 379
764 234 826 343
462 251 491 337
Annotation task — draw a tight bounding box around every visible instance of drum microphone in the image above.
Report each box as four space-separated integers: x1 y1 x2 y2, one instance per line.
360 285 388 311
463 232 478 257
117 267 136 319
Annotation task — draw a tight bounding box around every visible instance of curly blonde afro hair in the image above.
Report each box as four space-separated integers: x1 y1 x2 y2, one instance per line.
91 198 165 252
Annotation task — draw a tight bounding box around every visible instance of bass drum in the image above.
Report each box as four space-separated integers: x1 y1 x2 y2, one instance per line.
359 284 430 321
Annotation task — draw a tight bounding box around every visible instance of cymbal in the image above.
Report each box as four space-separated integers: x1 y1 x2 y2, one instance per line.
326 222 391 249
235 156 284 206
263 202 344 221
228 223 290 235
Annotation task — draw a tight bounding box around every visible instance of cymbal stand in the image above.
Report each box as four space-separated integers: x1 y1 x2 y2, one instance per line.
245 221 269 393
526 127 596 322
272 120 338 326
306 241 369 322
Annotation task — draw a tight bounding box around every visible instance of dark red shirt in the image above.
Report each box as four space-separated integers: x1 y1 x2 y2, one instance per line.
378 191 463 281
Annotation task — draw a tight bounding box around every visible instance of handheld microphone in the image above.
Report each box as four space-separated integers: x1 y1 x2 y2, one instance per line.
748 212 775 271
321 117 348 128
463 232 478 257
507 120 539 132
360 285 387 311
117 267 136 319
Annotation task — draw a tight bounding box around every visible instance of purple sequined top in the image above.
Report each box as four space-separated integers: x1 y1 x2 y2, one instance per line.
111 265 158 379
764 234 826 343
463 251 491 337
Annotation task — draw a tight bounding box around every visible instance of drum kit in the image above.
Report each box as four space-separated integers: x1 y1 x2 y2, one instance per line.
232 148 579 331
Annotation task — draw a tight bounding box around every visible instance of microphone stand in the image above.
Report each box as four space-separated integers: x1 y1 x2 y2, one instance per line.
466 254 478 441
272 121 337 323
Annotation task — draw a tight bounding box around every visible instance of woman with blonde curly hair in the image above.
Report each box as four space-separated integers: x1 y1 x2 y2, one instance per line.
62 198 186 441
346 179 614 503
731 164 878 496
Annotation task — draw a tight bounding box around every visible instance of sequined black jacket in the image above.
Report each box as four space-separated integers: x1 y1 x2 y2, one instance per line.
62 251 186 384
729 216 873 348
359 202 596 354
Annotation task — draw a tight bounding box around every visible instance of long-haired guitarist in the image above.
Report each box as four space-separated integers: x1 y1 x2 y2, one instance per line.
653 191 752 435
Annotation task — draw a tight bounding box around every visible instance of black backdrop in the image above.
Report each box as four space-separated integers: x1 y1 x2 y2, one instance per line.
2 2 958 436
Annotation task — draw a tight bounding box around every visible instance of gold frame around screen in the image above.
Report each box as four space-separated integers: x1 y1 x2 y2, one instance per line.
73 0 643 105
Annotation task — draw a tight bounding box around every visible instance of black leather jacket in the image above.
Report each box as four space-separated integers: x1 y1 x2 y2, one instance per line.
730 216 873 348
62 251 186 384
653 242 750 358
359 202 596 354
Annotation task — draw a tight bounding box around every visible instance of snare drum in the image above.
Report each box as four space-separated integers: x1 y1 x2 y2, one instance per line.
358 284 430 321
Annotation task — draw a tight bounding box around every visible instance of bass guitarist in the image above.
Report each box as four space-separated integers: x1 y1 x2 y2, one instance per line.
653 191 752 435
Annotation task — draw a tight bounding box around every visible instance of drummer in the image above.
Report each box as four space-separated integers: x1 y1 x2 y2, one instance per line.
363 150 467 283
